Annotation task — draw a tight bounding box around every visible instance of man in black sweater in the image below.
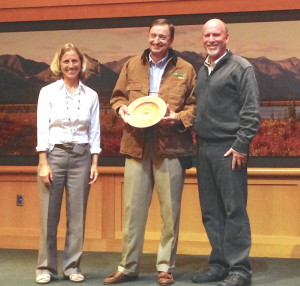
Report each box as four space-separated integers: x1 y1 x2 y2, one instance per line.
192 19 260 286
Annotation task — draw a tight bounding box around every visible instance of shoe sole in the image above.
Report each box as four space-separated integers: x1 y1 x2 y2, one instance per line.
103 276 138 285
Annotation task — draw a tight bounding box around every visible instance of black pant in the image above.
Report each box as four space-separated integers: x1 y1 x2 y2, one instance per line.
196 141 252 279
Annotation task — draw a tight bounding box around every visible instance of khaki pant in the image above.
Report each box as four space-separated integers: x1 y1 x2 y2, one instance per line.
118 155 185 275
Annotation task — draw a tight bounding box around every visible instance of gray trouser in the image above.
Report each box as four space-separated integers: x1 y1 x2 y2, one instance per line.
118 156 185 275
36 146 91 277
196 141 252 279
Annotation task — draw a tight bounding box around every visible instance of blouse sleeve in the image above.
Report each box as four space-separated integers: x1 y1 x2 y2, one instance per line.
88 91 101 154
36 86 51 152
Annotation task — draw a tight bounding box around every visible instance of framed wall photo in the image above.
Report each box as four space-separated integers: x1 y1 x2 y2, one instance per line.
0 11 300 166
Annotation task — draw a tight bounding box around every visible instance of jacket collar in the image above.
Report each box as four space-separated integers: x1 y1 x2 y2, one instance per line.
141 48 178 65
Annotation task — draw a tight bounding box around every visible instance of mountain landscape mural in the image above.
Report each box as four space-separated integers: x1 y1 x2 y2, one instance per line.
0 50 300 158
1 52 300 104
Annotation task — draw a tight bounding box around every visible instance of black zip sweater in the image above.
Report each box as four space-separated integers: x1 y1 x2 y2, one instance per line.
194 50 260 154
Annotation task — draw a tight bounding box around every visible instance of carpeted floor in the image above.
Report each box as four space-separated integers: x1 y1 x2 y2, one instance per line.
1 249 300 286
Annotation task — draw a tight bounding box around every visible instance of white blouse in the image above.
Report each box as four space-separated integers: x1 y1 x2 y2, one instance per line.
36 79 101 154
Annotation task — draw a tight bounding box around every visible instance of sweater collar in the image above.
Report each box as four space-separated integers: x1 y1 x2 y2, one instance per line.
216 49 232 66
204 50 233 74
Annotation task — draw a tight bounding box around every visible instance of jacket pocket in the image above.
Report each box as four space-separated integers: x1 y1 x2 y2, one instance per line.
126 82 142 91
126 82 147 101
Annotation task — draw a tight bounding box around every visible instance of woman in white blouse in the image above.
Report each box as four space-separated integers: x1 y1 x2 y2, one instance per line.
35 43 101 284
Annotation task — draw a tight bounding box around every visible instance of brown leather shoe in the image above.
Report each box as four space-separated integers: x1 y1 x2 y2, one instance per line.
103 271 138 285
157 272 174 286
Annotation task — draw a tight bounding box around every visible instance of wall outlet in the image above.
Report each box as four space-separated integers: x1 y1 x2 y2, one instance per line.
16 194 24 206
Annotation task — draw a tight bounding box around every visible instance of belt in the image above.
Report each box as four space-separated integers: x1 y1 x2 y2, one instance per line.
55 143 88 153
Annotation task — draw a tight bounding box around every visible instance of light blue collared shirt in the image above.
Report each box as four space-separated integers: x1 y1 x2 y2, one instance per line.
149 53 169 96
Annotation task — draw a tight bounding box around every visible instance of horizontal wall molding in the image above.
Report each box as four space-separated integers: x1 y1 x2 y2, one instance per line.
1 166 300 178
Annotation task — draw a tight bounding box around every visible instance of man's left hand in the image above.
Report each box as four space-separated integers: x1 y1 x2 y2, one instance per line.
224 148 247 170
159 104 181 125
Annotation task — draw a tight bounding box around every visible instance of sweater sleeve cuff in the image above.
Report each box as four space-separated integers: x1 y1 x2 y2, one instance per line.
231 140 249 155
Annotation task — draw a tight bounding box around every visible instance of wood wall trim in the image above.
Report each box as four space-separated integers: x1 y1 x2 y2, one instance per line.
249 168 300 177
1 0 300 23
1 166 300 178
0 165 124 176
0 0 177 8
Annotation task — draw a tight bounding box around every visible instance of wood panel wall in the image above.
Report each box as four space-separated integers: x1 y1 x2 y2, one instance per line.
1 166 300 259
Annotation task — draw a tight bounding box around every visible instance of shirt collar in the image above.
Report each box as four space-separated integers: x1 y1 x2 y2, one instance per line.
149 53 169 67
58 79 84 91
204 49 229 70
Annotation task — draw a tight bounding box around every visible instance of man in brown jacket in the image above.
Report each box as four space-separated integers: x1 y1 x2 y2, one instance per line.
103 18 196 286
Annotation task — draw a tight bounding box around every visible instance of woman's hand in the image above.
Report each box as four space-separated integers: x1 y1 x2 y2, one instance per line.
38 163 53 186
89 165 98 184
89 154 99 184
38 152 53 186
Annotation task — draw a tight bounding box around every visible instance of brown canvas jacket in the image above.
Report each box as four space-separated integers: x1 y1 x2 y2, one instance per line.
110 48 196 158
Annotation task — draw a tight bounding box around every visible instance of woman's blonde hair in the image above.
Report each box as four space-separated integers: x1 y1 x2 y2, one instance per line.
50 43 87 79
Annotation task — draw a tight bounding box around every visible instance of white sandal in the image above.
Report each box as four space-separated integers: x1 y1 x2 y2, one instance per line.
69 273 85 283
36 273 51 284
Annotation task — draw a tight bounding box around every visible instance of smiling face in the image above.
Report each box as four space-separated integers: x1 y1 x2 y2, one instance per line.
202 19 229 62
59 50 81 81
148 24 173 62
